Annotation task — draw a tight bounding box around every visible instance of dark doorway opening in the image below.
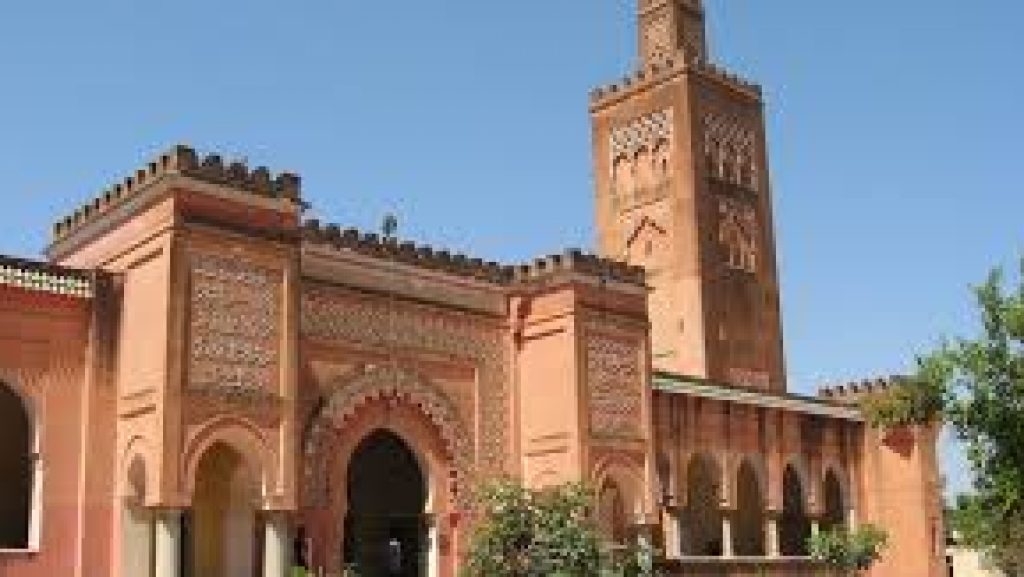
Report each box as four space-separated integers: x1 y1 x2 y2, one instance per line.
344 430 427 577
0 383 31 549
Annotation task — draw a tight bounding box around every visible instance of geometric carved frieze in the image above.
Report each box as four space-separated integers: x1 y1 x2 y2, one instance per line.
611 109 673 159
586 332 643 438
703 112 758 190
183 387 283 429
301 288 509 476
188 252 282 394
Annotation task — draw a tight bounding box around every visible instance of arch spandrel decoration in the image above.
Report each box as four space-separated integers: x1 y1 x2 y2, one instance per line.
301 289 508 475
304 364 474 510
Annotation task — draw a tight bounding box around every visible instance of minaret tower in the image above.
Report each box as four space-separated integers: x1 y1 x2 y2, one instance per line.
591 1 787 391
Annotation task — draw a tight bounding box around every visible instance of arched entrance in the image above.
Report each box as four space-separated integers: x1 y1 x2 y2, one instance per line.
597 480 628 546
680 454 722 556
343 430 427 577
0 382 32 550
822 469 846 531
780 465 811 557
190 442 259 577
732 460 765 556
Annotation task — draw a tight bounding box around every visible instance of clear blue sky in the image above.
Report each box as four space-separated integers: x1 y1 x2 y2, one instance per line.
2 1 1021 497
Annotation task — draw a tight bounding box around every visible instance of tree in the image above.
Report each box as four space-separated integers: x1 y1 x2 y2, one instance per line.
462 479 656 577
807 525 888 577
863 263 1024 575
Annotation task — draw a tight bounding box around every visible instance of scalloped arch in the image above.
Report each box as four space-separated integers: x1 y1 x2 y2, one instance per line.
303 364 473 507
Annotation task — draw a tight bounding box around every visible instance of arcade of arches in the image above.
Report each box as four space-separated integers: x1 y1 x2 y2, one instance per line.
672 453 849 559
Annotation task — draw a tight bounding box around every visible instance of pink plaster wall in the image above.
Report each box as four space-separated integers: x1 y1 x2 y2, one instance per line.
0 287 93 577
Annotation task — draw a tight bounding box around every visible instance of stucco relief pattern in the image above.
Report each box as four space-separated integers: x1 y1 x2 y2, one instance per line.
189 253 281 393
301 288 509 476
304 363 473 509
586 333 643 437
717 197 759 274
703 112 758 190
610 109 674 212
611 109 673 159
641 10 672 66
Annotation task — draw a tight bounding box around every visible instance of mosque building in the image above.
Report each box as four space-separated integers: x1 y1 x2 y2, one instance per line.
0 2 943 576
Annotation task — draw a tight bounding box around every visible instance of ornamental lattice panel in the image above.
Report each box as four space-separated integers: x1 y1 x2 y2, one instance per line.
188 252 282 394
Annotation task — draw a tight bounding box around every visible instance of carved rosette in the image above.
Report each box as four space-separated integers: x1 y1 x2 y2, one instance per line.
586 332 643 438
188 252 282 394
303 364 474 510
301 288 509 477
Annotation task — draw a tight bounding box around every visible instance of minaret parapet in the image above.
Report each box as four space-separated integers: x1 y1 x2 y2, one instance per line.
589 53 760 111
52 145 303 241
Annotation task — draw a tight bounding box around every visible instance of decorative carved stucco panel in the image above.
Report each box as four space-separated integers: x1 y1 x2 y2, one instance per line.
703 111 759 190
586 329 643 438
610 109 674 212
188 252 282 395
717 196 759 274
301 287 510 477
303 363 474 510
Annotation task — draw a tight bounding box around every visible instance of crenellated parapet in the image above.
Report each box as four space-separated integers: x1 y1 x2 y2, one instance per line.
51 145 302 241
819 377 902 404
589 50 761 112
509 249 646 287
302 220 646 289
302 219 513 284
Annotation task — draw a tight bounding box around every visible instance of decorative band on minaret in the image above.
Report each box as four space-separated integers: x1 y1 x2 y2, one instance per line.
637 0 707 67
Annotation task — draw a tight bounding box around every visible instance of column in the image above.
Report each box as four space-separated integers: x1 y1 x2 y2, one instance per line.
847 507 858 531
663 509 682 559
635 525 655 575
811 519 821 538
423 515 439 577
765 514 780 558
721 514 734 558
154 509 182 577
264 513 292 577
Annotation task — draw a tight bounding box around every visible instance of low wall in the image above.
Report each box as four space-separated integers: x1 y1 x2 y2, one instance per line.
657 557 833 577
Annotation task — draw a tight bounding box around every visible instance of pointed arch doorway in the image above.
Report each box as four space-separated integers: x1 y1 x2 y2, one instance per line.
344 429 428 577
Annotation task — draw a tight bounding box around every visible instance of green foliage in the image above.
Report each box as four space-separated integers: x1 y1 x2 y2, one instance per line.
462 480 604 577
462 480 658 577
951 495 1024 575
807 525 888 576
863 262 1024 574
860 354 951 427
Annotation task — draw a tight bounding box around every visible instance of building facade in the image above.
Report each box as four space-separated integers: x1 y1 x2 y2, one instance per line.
0 2 943 577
